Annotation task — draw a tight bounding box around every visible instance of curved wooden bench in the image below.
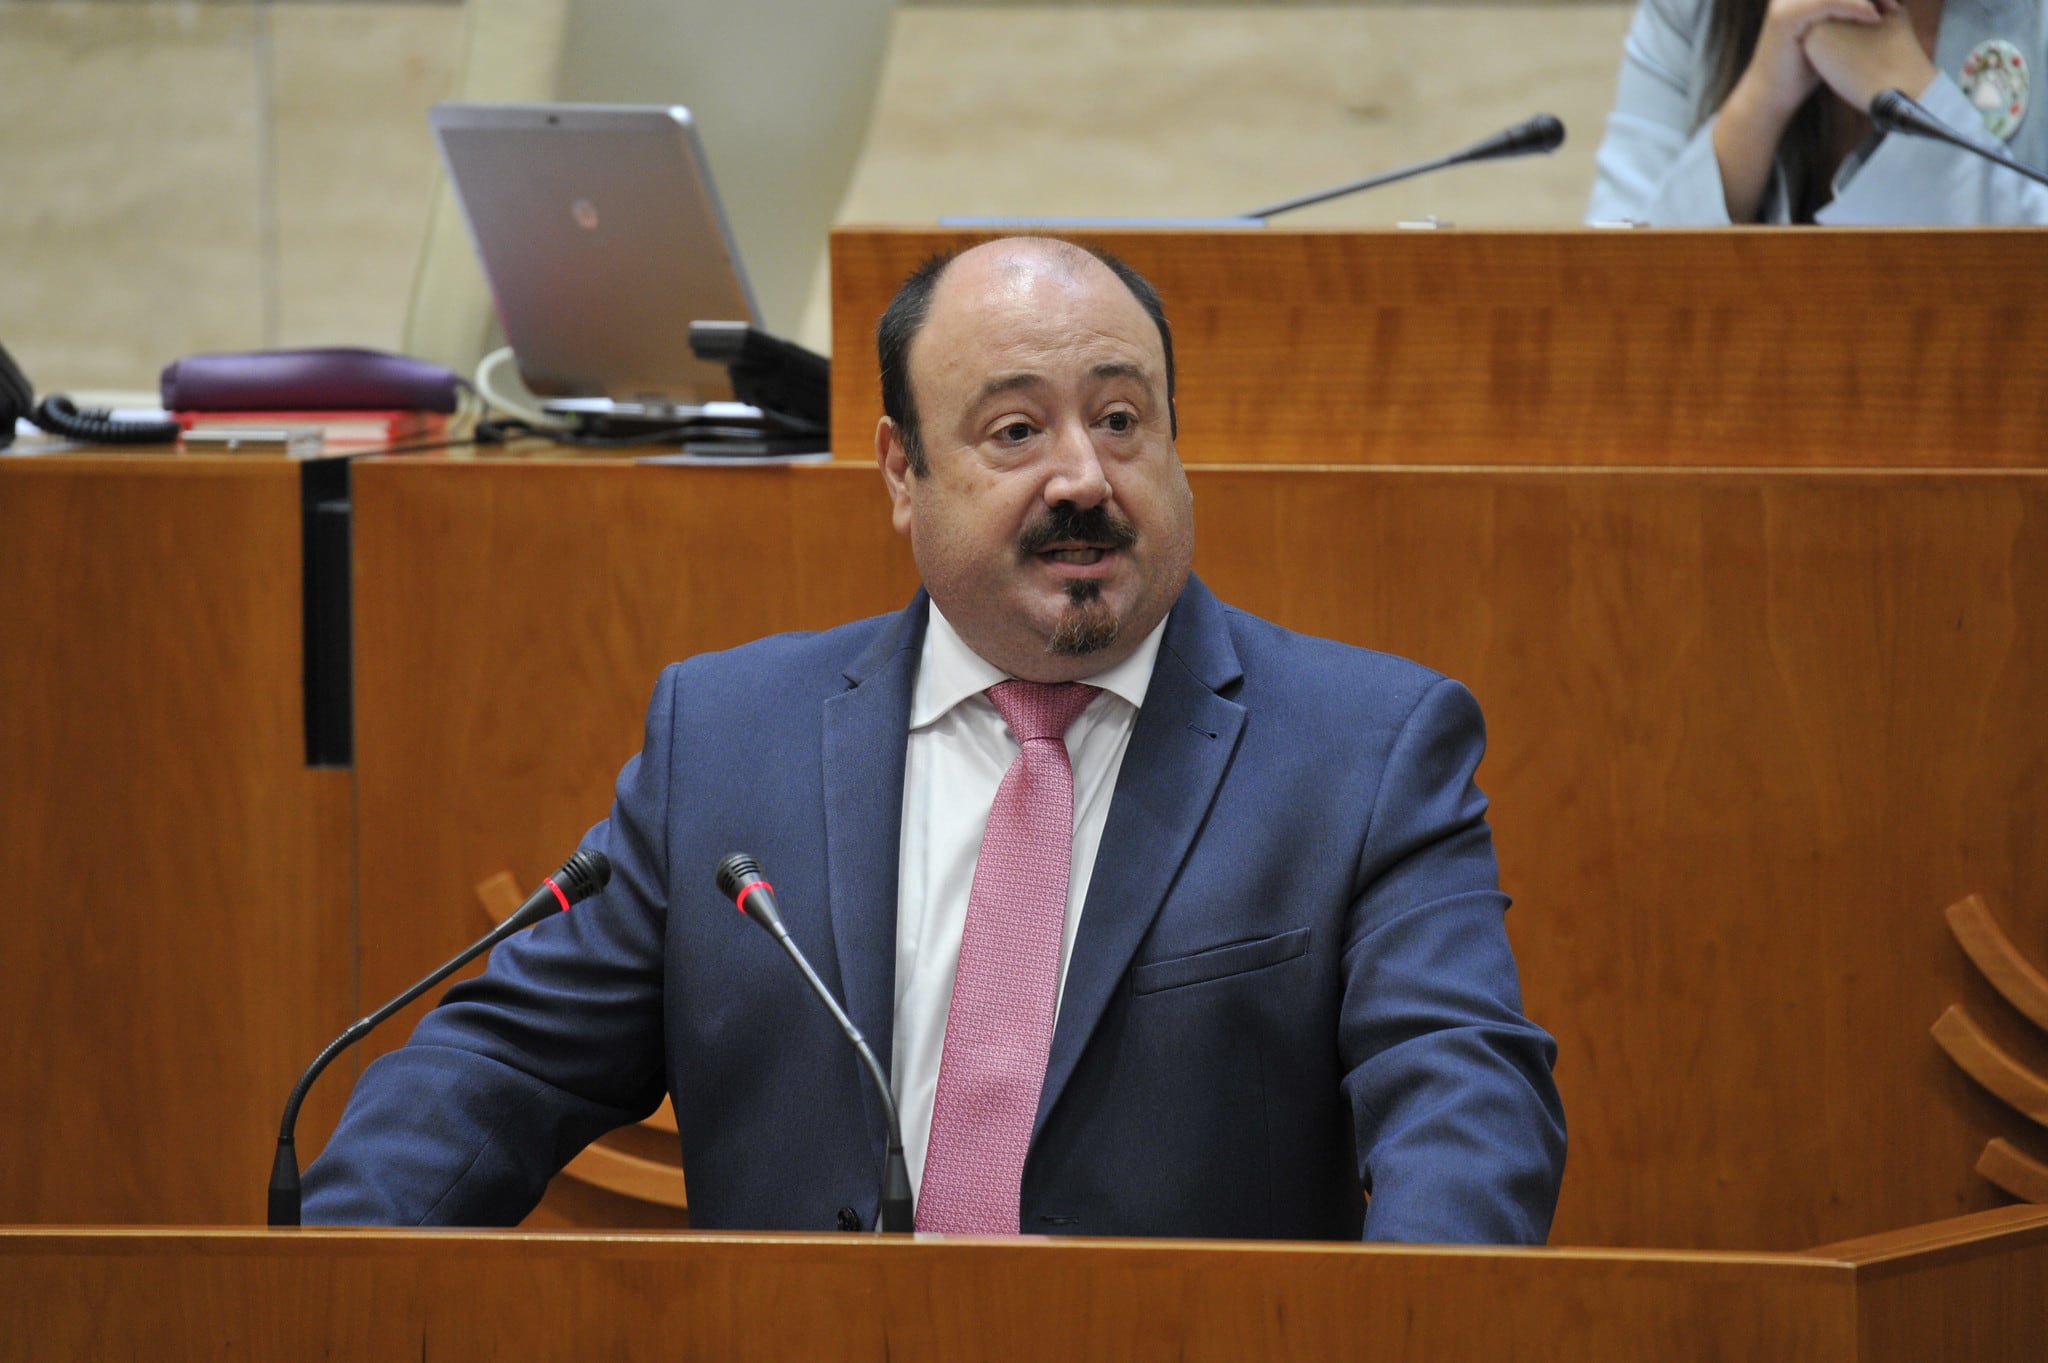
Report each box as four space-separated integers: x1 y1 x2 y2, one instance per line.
1931 1005 2048 1128
1946 894 2048 1032
1978 1138 2048 1204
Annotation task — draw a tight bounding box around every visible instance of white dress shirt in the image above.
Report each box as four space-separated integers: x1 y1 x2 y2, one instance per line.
891 603 1165 1196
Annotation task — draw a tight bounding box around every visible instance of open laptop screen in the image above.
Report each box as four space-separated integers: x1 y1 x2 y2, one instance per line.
430 102 761 413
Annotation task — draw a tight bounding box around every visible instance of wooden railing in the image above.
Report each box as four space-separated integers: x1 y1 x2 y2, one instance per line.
6 1207 2046 1362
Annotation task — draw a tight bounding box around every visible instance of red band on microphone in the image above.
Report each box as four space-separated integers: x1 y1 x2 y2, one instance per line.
546 878 572 915
735 881 774 916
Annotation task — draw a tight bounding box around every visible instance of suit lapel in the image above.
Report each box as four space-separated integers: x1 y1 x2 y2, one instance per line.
821 594 927 1147
1036 577 1245 1132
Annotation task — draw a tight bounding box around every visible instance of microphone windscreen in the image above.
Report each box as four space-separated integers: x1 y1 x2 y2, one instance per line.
715 852 763 904
1454 114 1567 167
553 848 612 905
1519 114 1566 154
1871 89 1927 136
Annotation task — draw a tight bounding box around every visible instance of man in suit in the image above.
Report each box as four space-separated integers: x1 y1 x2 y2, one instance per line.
305 236 1565 1241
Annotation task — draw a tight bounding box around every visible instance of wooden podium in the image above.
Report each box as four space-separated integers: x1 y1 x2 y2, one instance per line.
4 1207 2044 1362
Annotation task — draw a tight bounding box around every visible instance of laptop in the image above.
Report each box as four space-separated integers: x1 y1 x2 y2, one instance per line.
429 102 762 423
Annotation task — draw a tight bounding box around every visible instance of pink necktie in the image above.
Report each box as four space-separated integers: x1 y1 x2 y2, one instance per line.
917 680 1098 1234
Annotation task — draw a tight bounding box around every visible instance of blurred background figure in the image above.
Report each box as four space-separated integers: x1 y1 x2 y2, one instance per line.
1586 0 2048 222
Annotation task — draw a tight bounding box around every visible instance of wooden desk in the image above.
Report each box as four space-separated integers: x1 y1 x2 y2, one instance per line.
829 228 2048 469
0 456 353 1224
4 1207 2044 1362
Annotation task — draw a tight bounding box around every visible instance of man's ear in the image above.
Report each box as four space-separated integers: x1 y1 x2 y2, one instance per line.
877 417 914 534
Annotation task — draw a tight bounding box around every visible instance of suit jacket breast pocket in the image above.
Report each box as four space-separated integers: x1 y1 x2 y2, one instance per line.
1128 927 1312 996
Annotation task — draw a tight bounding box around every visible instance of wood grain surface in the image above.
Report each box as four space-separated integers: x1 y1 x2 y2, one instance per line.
828 228 2048 469
1946 893 2048 1032
348 458 2048 1250
1824 1206 2048 1363
1978 1138 2048 1203
0 457 353 1224
12 1203 2031 1350
0 1228 1854 1363
7 1209 2044 1362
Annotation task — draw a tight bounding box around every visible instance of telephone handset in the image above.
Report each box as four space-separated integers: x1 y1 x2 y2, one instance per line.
0 342 31 449
0 341 180 449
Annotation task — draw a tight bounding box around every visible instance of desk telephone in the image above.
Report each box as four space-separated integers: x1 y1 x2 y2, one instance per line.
0 341 180 449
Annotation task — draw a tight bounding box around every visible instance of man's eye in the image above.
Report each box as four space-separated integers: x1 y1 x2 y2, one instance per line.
1103 411 1135 433
997 421 1035 442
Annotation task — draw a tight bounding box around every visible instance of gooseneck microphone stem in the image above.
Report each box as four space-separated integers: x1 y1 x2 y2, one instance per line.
1246 113 1566 220
717 853 914 1233
1871 89 2048 190
267 848 611 1228
1248 153 1470 219
762 914 917 1230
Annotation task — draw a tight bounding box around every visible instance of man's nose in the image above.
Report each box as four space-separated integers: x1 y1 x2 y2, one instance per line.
1042 420 1111 508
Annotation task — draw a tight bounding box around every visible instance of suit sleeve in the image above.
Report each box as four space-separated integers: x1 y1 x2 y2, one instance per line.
1339 678 1567 1244
1819 75 2048 223
301 667 683 1226
1587 0 1752 224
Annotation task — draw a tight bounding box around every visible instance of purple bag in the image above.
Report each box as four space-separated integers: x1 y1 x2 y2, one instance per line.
160 347 461 413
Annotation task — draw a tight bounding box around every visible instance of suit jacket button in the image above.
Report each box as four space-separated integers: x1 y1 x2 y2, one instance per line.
836 1206 862 1232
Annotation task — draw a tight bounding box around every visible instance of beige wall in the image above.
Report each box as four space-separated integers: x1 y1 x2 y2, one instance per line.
0 2 460 394
0 0 1630 394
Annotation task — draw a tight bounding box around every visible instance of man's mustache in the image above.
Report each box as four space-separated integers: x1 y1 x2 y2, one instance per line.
1018 503 1138 555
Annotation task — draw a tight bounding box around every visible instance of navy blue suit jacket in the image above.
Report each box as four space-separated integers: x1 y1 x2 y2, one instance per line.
306 577 1565 1241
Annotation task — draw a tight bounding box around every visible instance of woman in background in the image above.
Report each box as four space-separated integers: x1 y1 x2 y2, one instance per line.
1587 0 2048 222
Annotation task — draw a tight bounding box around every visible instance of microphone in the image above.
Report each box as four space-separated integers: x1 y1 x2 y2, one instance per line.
266 847 611 1227
1246 113 1566 220
1870 89 2048 190
715 852 914 1233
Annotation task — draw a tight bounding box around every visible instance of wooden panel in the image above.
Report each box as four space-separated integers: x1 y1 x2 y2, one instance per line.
351 459 2048 1249
1816 1206 2048 1363
828 228 2048 469
349 458 916 1034
0 1227 1871 1363
0 457 354 1224
10 1212 2033 1361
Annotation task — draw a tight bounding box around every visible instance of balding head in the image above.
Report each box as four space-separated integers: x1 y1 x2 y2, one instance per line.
876 237 1177 476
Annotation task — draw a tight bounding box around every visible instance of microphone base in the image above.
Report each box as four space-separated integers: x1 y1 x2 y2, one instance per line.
267 1138 302 1228
878 1144 914 1233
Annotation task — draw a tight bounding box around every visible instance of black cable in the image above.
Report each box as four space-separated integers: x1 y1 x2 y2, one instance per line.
31 395 181 446
468 415 742 451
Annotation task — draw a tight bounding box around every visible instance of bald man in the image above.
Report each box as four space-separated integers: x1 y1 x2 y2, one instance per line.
306 238 1566 1243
